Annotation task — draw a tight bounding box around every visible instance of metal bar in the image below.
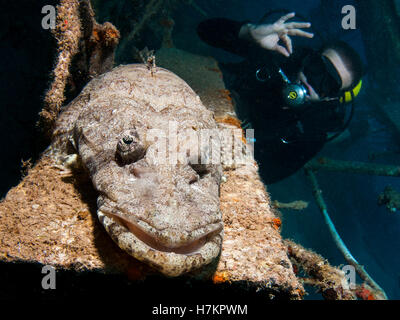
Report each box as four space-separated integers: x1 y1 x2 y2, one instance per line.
305 157 400 177
304 168 388 300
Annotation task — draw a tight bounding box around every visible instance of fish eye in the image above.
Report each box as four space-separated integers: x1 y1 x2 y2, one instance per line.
122 136 134 145
116 129 147 165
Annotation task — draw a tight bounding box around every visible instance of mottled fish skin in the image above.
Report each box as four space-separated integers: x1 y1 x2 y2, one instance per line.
53 64 223 276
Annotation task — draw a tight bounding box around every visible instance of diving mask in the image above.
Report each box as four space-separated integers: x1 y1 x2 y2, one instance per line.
302 53 342 98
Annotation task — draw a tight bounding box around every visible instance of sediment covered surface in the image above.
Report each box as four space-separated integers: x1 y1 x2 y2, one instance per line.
0 48 303 299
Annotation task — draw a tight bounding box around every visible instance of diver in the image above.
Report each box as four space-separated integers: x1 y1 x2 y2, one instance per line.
197 12 364 184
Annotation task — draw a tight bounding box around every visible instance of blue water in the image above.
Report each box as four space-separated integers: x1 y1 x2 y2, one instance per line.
196 0 399 299
269 106 400 299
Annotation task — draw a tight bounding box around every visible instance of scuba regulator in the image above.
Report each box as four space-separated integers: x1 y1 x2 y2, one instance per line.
278 68 308 107
254 64 360 143
255 66 309 107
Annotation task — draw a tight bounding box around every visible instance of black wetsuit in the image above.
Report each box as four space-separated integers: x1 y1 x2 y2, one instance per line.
197 18 346 184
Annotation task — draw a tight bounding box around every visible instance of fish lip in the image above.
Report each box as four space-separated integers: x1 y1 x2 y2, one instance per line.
98 208 223 255
97 209 223 276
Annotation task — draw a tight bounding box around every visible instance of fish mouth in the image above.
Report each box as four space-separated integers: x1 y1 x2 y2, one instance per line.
103 209 222 255
97 209 223 276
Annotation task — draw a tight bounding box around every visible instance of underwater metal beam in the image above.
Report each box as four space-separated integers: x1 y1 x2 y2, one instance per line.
306 157 400 177
304 168 388 300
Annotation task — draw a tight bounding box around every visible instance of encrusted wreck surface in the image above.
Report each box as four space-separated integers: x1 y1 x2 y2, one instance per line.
0 48 303 299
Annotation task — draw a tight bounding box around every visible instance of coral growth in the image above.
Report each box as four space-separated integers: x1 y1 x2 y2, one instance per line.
285 240 357 300
69 0 120 92
87 22 120 76
39 0 81 137
272 217 282 230
218 89 233 103
355 284 376 300
215 115 249 145
217 115 242 129
212 271 230 284
38 0 120 139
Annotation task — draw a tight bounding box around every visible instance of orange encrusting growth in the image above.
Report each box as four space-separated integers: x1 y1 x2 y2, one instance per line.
91 22 120 47
272 217 282 230
215 115 248 145
91 29 100 42
103 25 120 46
295 288 305 298
217 115 242 129
212 271 231 284
218 89 233 103
356 286 376 300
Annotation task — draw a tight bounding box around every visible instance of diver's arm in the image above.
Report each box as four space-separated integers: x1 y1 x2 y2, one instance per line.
197 18 255 57
197 13 313 59
239 13 314 57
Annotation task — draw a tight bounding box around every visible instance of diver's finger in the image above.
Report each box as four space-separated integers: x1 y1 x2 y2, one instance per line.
281 34 293 54
274 44 290 57
287 29 314 38
277 12 295 24
285 22 311 29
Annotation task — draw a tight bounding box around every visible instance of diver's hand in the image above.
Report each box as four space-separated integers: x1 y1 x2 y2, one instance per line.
239 12 314 57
